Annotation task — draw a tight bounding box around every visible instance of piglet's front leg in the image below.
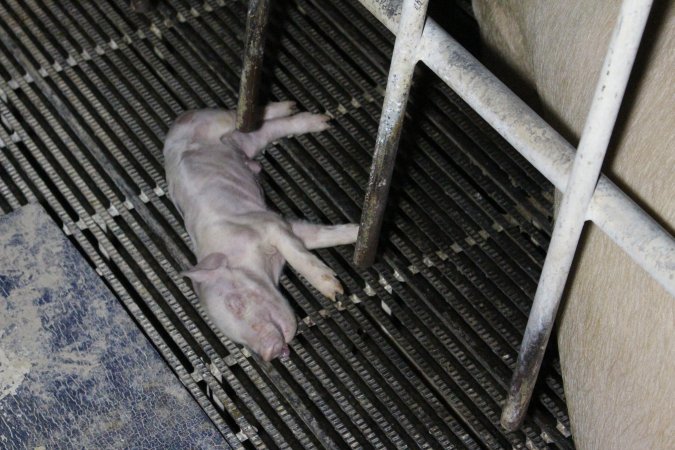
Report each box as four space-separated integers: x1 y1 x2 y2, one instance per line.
268 224 346 300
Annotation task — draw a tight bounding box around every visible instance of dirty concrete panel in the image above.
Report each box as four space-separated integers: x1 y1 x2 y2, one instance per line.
0 204 225 449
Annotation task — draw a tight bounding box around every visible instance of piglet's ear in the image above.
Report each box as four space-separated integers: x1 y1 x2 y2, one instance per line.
181 252 228 283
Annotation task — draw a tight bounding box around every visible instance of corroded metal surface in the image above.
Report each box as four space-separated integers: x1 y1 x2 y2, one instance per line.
236 0 271 132
354 0 428 267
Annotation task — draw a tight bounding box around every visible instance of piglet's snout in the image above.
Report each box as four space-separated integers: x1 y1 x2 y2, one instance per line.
256 323 290 361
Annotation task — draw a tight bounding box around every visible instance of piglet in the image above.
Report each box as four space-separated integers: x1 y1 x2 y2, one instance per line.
163 102 358 361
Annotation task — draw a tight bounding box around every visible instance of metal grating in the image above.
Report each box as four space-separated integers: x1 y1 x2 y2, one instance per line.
0 0 574 448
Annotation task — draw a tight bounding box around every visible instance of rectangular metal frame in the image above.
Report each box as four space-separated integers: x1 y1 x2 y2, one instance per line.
350 0 673 431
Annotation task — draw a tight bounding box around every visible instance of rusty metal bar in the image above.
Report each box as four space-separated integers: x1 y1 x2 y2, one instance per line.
500 0 654 431
353 0 429 268
236 0 271 132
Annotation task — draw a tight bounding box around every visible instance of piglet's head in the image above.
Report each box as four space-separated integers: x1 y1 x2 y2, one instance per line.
182 252 297 361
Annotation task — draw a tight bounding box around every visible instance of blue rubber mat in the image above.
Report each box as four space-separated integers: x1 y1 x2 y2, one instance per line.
0 204 224 449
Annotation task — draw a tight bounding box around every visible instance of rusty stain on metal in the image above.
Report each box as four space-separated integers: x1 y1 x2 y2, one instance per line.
236 0 271 132
354 0 429 268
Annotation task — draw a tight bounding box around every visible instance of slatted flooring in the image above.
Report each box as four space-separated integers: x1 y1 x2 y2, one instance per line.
0 0 573 448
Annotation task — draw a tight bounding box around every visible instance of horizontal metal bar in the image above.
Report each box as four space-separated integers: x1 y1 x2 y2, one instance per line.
354 0 675 297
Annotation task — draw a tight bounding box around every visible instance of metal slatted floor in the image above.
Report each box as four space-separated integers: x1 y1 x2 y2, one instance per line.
0 0 574 448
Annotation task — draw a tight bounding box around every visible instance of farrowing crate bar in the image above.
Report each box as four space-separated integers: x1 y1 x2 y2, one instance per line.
237 0 673 433
329 0 673 431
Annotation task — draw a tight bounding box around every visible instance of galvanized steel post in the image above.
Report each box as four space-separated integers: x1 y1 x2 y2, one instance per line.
236 0 271 132
500 0 654 430
354 0 429 268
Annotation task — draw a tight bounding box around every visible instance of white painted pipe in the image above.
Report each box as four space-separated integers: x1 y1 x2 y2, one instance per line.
355 0 675 297
500 0 654 430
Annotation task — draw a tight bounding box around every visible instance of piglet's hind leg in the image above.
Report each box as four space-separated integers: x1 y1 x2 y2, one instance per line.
263 101 297 120
232 112 331 158
291 222 359 250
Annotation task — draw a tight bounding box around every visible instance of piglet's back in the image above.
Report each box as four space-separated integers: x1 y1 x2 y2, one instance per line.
163 111 266 233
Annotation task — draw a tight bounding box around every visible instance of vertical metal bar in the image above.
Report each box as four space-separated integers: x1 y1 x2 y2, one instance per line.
353 0 429 268
236 0 271 132
500 0 654 431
